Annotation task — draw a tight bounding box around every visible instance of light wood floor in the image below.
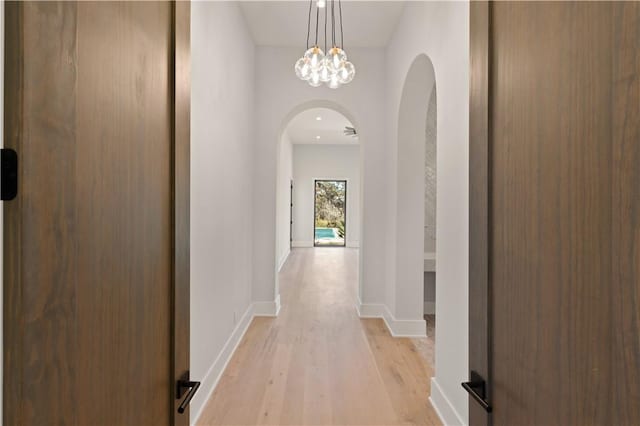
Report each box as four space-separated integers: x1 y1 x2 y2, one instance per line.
197 248 441 425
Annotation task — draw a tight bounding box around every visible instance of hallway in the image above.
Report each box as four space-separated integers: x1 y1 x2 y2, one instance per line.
197 248 440 425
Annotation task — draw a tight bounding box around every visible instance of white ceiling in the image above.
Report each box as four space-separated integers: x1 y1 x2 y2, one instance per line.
239 1 405 48
286 107 358 145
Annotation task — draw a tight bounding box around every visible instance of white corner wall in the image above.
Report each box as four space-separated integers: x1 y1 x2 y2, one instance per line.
190 2 256 422
276 131 293 270
252 47 387 307
385 2 470 425
292 144 360 248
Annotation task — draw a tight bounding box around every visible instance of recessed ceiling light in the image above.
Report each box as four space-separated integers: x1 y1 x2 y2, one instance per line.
316 116 322 121
316 136 321 140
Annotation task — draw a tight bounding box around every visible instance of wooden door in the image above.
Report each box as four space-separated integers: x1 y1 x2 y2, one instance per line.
469 2 640 425
3 2 191 425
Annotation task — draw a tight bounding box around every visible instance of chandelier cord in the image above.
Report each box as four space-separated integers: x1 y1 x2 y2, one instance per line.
306 0 312 49
324 2 328 53
339 0 344 49
331 0 336 47
315 4 320 46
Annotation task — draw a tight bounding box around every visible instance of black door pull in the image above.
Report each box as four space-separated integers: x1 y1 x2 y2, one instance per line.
462 371 492 413
176 377 201 414
1 149 18 201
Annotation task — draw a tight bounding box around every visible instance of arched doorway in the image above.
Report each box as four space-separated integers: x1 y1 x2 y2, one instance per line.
395 54 437 337
274 101 363 304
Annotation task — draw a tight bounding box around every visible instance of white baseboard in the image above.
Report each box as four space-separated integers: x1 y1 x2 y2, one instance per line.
277 248 290 272
292 241 357 248
355 297 387 318
382 307 427 337
429 377 466 426
252 294 281 317
424 301 435 315
190 296 282 425
355 297 426 338
292 240 313 248
190 304 255 425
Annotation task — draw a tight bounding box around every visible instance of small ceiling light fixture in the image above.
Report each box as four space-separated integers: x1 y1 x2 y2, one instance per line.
316 135 321 139
294 0 355 89
316 116 322 121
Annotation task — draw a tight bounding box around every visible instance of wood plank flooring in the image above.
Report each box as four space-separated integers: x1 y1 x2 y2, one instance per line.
197 248 441 425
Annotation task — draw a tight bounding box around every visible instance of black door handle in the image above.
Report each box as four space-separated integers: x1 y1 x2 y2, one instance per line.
176 379 201 414
1 148 18 201
462 371 492 413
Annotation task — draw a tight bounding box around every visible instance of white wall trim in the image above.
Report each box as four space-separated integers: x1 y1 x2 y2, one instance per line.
294 240 358 249
356 298 426 338
252 294 281 317
292 240 313 248
429 377 466 426
355 296 387 318
273 294 282 316
277 247 290 272
424 301 435 315
382 306 427 337
190 297 282 425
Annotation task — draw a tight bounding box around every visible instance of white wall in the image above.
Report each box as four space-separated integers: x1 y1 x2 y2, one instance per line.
276 131 293 270
385 2 470 424
252 47 387 307
292 144 360 248
190 2 255 421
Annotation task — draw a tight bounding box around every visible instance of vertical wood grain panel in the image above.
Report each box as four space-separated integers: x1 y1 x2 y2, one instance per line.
74 2 172 424
4 2 185 424
484 2 640 424
492 2 613 423
3 3 25 423
4 3 79 424
468 1 491 425
611 3 640 423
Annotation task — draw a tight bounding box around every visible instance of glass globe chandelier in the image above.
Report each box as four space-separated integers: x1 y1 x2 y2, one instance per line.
294 0 355 89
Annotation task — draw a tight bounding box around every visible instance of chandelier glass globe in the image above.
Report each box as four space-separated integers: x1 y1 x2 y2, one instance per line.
308 70 323 87
328 73 341 89
318 58 333 82
337 61 355 84
304 46 325 71
326 47 347 72
294 57 312 81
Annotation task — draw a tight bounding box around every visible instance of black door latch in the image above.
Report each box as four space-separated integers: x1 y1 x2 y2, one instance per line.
462 370 492 413
176 372 201 414
1 148 18 201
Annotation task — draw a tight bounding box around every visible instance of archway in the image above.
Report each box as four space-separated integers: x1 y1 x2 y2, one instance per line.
274 100 363 304
395 54 437 335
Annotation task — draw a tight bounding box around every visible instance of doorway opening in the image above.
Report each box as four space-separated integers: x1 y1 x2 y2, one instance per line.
395 53 437 356
423 81 437 329
275 102 362 302
314 179 347 247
